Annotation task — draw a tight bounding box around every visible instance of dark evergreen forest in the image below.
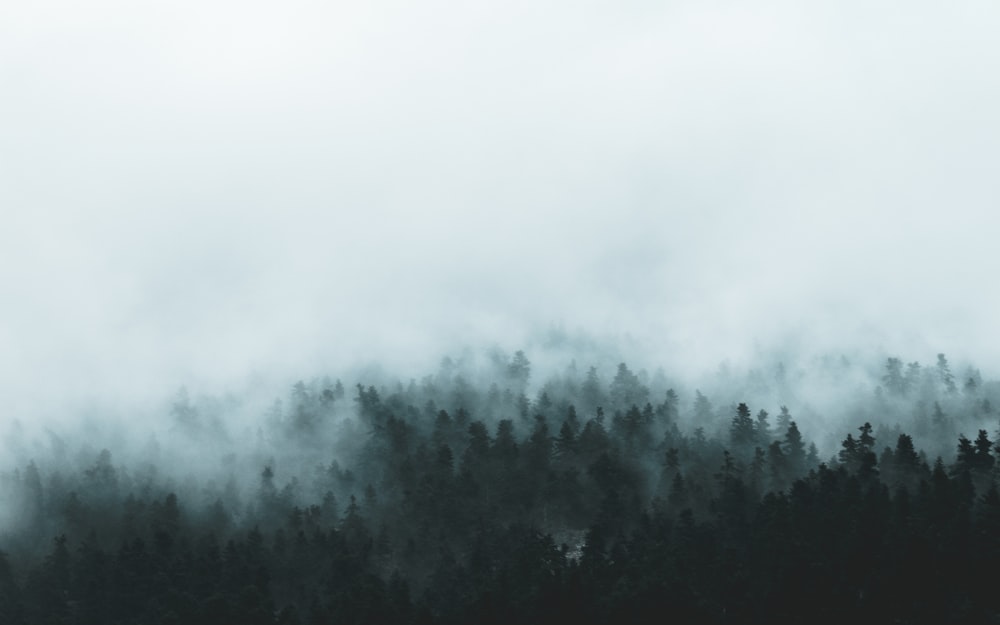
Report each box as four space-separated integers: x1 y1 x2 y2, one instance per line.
2 350 999 624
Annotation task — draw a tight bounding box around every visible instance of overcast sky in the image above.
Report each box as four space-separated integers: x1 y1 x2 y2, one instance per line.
3 0 1000 420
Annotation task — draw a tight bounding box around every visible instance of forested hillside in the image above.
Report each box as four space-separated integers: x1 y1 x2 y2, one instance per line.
2 351 999 624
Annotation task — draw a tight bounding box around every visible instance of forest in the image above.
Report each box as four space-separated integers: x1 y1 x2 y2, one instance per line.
1 349 999 624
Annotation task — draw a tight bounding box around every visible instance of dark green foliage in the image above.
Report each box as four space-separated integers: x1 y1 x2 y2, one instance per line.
729 402 756 455
5 355 1000 624
782 421 807 475
608 363 649 410
0 551 24 625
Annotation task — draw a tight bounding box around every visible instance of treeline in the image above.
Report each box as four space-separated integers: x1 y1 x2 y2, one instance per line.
2 352 1000 624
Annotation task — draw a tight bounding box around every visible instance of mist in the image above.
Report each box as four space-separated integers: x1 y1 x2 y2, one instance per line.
2 2 1000 621
3 0 1000 429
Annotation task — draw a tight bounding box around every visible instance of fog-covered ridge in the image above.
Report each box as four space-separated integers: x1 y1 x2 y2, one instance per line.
4 344 992 477
3 347 1000 620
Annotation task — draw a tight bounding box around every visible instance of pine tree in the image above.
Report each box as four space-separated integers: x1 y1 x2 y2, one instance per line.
609 363 649 409
783 421 806 476
974 430 995 472
729 403 756 455
507 351 532 390
694 391 713 423
856 423 878 479
883 358 905 395
937 353 957 394
555 420 577 458
755 409 771 445
776 405 792 433
839 433 858 470
581 366 603 412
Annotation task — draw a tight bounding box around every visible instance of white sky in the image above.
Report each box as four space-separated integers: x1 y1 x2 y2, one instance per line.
2 0 1000 419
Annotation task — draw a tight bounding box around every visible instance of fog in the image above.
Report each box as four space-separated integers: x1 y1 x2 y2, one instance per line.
3 0 1000 433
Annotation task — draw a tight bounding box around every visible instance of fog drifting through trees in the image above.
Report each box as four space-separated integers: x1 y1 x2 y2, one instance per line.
2 345 1000 623
4 0 1000 622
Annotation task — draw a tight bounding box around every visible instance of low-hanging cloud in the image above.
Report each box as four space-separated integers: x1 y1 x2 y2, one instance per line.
2 0 999 429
